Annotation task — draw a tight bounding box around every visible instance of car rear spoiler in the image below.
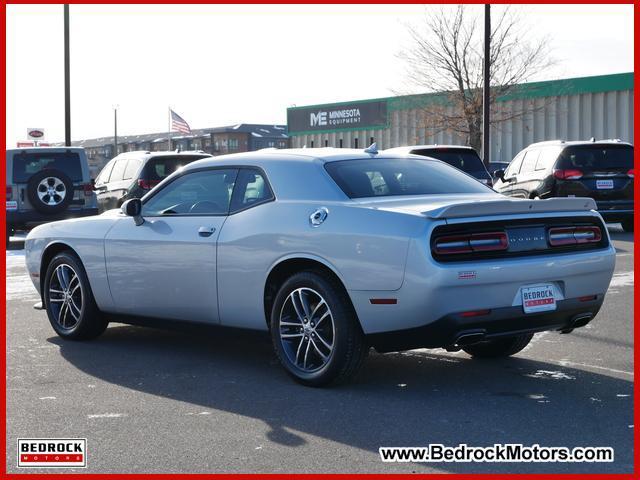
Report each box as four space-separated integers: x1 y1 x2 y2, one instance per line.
425 197 598 220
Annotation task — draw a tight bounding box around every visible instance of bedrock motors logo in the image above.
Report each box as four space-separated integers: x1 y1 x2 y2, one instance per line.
18 439 86 468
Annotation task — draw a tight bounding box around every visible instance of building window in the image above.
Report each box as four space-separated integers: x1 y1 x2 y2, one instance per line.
370 136 375 146
310 140 314 148
339 139 343 148
229 138 239 150
277 140 287 148
354 138 358 149
324 139 328 147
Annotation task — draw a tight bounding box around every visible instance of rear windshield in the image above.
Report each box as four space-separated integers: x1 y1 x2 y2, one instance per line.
12 151 82 183
412 148 486 174
325 158 490 199
140 155 208 181
557 145 633 171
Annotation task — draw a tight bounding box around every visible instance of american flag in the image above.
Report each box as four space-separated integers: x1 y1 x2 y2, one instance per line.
170 109 191 134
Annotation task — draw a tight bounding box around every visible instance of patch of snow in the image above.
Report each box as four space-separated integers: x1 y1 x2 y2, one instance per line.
273 125 285 130
608 271 634 293
251 132 262 137
525 369 575 380
87 413 127 419
232 124 241 130
6 250 39 301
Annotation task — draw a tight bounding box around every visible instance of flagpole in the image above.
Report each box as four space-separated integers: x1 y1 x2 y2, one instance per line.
168 106 172 151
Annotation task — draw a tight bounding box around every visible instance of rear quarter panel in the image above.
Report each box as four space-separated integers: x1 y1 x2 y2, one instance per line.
217 200 424 330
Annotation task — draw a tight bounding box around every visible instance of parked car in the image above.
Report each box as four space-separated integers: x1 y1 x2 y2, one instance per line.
488 161 510 178
385 145 493 186
94 151 211 212
6 147 98 244
25 147 615 386
493 139 634 232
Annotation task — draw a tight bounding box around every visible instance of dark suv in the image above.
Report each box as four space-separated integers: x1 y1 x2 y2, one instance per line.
493 140 634 232
386 145 493 186
6 147 98 244
94 151 211 212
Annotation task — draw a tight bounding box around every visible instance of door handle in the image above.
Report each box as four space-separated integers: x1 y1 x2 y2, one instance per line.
198 226 216 237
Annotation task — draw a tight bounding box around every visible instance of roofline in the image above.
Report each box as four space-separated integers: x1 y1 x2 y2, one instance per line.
287 72 634 113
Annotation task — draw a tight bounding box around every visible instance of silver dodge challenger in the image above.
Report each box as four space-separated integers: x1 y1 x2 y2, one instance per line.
25 146 616 386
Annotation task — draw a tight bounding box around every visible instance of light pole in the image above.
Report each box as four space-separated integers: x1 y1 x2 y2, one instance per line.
482 4 491 166
64 4 71 146
113 105 119 157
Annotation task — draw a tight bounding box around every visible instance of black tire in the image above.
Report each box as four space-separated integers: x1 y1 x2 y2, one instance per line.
462 333 533 359
43 251 108 340
622 219 634 232
27 169 74 214
270 270 367 387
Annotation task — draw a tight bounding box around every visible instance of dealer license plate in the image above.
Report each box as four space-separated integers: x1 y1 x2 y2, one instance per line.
6 201 17 211
521 284 557 314
596 179 614 189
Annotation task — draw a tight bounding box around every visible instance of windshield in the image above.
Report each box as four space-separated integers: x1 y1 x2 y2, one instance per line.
325 158 490 199
557 145 633 171
12 151 82 183
141 155 208 180
412 148 487 174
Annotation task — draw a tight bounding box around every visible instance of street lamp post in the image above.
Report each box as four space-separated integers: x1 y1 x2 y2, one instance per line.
482 4 491 166
63 4 71 146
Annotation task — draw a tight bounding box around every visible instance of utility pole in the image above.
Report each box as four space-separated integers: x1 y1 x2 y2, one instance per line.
64 4 71 146
114 106 118 157
482 4 491 166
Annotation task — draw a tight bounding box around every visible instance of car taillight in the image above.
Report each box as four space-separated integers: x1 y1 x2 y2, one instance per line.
82 183 93 196
138 179 160 190
6 186 12 201
434 231 508 255
548 226 601 246
553 169 583 180
627 169 634 178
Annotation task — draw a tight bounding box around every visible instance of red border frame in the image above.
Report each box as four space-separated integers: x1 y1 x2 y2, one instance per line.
1 1 637 478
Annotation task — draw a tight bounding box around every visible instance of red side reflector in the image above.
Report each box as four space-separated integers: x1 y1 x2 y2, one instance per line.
369 298 397 305
460 309 491 318
578 295 597 302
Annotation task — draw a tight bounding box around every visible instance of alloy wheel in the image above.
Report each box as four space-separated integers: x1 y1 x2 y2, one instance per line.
37 177 67 206
48 263 83 330
279 287 335 372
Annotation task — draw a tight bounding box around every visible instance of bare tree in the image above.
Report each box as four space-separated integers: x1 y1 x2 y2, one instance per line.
398 5 554 152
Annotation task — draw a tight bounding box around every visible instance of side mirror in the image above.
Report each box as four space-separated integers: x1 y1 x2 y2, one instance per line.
121 198 144 226
494 169 505 180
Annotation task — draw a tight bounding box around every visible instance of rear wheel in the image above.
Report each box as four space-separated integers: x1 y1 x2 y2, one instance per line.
44 252 108 340
462 333 533 358
270 271 367 386
622 219 634 232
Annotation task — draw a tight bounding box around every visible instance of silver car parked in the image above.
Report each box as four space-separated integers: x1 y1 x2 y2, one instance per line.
25 147 616 385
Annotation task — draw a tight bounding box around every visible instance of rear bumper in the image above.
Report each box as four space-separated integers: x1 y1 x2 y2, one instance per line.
7 208 99 229
595 201 633 222
368 296 603 352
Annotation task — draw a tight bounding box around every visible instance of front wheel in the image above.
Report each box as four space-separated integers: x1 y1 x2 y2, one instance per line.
270 271 367 386
462 333 533 358
44 252 108 340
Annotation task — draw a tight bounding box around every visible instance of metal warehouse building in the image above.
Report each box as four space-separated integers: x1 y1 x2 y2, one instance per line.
287 72 634 163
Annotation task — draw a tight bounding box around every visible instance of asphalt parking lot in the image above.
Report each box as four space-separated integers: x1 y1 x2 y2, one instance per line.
5 227 634 474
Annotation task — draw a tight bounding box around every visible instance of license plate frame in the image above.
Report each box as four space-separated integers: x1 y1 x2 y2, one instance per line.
596 179 614 190
521 284 557 314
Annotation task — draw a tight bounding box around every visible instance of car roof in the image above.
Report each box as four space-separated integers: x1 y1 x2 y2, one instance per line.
385 145 478 154
181 147 428 171
7 147 86 153
111 150 212 161
526 139 633 148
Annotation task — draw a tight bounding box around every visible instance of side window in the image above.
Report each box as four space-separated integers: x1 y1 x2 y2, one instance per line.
230 169 274 212
109 159 128 182
95 160 115 185
520 150 540 173
535 147 561 171
123 159 142 181
143 169 238 216
505 152 524 178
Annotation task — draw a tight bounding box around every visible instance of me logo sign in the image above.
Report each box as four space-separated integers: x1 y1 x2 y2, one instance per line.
288 100 387 133
310 111 327 127
18 439 87 468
